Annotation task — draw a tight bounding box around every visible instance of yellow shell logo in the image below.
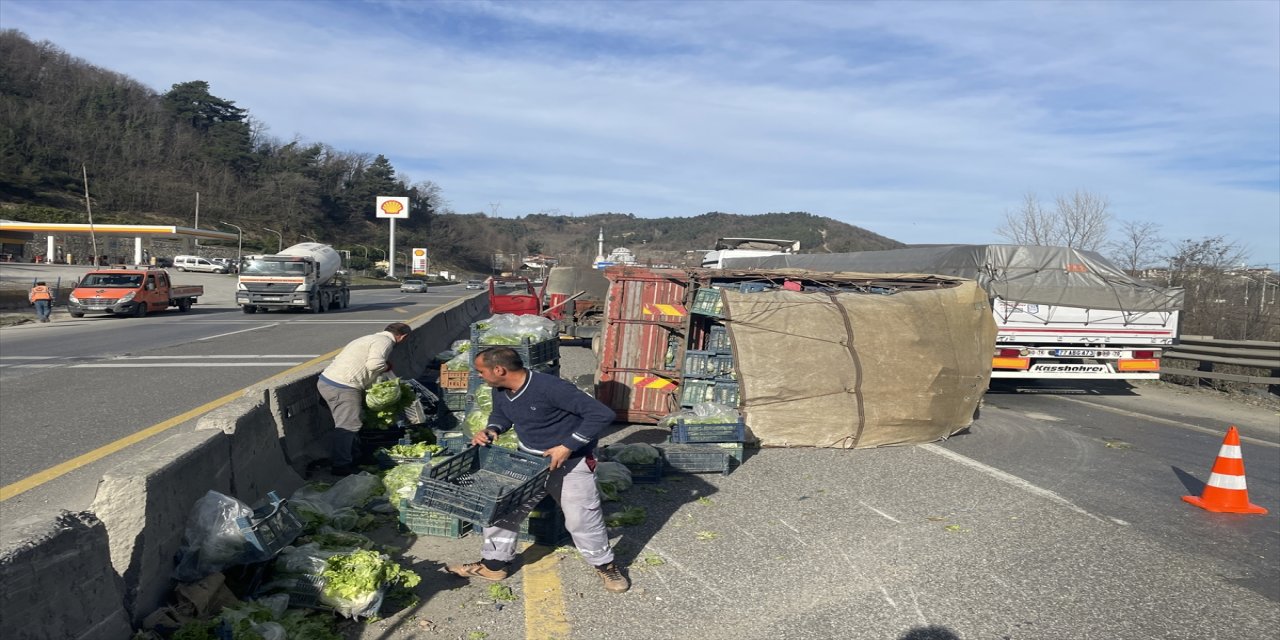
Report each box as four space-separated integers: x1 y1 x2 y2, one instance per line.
380 200 404 216
414 249 425 256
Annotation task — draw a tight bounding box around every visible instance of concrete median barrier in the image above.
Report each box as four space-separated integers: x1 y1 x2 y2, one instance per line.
0 291 492 637
196 393 304 506
90 430 232 626
0 511 133 640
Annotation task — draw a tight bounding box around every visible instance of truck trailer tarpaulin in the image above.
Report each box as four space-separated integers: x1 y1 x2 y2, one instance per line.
595 266 996 447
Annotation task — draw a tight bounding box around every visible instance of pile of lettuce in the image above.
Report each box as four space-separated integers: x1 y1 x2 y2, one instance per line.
384 442 443 459
362 379 416 430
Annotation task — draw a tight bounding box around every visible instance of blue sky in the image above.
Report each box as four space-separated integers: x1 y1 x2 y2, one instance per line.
3 0 1278 265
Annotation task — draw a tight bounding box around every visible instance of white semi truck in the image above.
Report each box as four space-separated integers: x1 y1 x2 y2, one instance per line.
236 242 350 313
723 244 1184 381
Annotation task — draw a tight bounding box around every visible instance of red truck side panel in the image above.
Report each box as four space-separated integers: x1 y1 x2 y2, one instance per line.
595 267 692 423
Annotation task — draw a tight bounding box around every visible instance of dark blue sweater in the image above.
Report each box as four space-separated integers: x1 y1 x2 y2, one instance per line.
487 370 616 456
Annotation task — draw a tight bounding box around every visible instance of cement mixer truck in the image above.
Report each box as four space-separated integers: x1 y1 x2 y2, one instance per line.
235 242 350 313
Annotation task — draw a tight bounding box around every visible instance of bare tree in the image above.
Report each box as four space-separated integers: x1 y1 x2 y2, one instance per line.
996 189 1112 250
1055 190 1111 250
1164 236 1252 338
1106 220 1164 274
997 193 1056 245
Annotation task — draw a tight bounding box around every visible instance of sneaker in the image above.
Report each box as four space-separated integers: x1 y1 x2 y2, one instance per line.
594 562 630 593
447 561 508 581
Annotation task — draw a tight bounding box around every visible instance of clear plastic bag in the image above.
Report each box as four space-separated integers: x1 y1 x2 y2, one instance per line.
173 491 254 582
600 442 661 465
594 461 633 502
657 402 741 428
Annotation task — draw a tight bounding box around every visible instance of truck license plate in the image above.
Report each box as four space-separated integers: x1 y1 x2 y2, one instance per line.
1053 349 1096 357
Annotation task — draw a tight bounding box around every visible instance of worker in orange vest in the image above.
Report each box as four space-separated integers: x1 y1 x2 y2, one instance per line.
29 281 53 323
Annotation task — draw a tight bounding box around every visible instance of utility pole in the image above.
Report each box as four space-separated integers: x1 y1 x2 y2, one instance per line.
194 192 200 255
82 165 99 265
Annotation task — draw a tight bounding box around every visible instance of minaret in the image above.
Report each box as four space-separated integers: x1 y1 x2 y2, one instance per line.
594 227 606 266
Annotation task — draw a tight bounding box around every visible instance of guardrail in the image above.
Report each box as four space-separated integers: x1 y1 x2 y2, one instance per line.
1161 335 1280 391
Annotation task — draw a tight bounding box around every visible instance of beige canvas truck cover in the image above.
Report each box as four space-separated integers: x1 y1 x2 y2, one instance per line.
723 244 1183 312
720 275 996 448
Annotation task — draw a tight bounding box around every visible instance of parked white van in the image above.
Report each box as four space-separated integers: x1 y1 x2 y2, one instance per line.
174 255 229 273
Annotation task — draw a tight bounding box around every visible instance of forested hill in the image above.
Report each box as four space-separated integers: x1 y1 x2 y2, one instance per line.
0 31 903 273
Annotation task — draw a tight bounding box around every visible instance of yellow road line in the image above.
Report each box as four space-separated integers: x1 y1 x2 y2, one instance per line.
523 550 571 640
1 300 451 501
0 352 340 501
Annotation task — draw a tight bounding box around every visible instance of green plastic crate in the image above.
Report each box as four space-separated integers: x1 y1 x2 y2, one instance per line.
398 499 471 539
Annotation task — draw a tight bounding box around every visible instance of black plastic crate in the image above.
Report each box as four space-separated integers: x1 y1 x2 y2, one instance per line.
411 446 550 526
679 379 740 407
706 324 732 354
268 574 385 619
655 443 735 475
623 459 663 484
711 381 740 407
468 328 560 368
443 389 468 412
373 437 443 469
690 287 725 317
236 491 304 561
681 350 735 380
518 497 571 547
398 499 471 539
433 430 471 453
669 419 746 444
596 446 664 484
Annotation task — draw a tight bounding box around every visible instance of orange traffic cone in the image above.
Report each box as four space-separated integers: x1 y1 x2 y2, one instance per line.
1182 426 1268 514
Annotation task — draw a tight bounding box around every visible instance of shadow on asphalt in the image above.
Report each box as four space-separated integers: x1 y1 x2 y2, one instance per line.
598 423 720 569
900 626 962 640
987 379 1141 397
1171 465 1207 496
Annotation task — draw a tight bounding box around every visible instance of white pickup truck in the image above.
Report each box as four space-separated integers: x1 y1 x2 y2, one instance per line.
722 244 1183 380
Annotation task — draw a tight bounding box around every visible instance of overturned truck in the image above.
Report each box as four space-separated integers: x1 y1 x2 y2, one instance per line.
725 244 1183 380
594 266 996 448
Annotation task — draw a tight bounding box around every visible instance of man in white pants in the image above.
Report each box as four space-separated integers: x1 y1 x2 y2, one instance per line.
446 346 629 593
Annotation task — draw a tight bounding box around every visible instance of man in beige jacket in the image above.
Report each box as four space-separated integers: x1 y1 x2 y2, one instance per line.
317 322 412 474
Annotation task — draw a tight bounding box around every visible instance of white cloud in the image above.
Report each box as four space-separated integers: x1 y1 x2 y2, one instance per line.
3 0 1276 264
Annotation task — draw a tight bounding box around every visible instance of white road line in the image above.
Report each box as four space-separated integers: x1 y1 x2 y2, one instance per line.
858 500 903 524
0 356 57 360
198 323 279 341
3 364 63 368
70 362 304 368
110 355 318 359
920 444 1119 524
1045 395 1280 449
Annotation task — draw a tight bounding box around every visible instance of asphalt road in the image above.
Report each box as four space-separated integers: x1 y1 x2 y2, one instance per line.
371 355 1280 640
0 270 473 535
3 263 1277 638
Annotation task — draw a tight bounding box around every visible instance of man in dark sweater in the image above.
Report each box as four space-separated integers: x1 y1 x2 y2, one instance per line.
446 347 629 593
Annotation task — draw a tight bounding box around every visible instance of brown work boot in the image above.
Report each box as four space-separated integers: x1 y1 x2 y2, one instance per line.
594 562 629 593
447 560 509 581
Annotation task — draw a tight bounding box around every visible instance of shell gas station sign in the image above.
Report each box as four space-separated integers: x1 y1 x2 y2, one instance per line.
375 196 409 219
412 248 428 275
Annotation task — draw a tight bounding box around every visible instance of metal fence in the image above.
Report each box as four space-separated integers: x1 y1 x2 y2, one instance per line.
1161 335 1280 392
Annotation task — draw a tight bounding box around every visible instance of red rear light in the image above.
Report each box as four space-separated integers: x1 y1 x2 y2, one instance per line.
998 348 1024 357
1133 350 1155 359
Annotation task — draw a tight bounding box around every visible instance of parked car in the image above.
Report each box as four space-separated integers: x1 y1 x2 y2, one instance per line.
210 258 238 273
465 279 485 290
400 279 428 293
173 255 228 274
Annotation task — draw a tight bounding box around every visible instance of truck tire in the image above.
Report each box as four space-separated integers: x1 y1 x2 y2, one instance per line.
242 305 256 314
341 291 350 308
70 311 84 318
178 299 191 312
134 302 147 318
309 295 321 314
